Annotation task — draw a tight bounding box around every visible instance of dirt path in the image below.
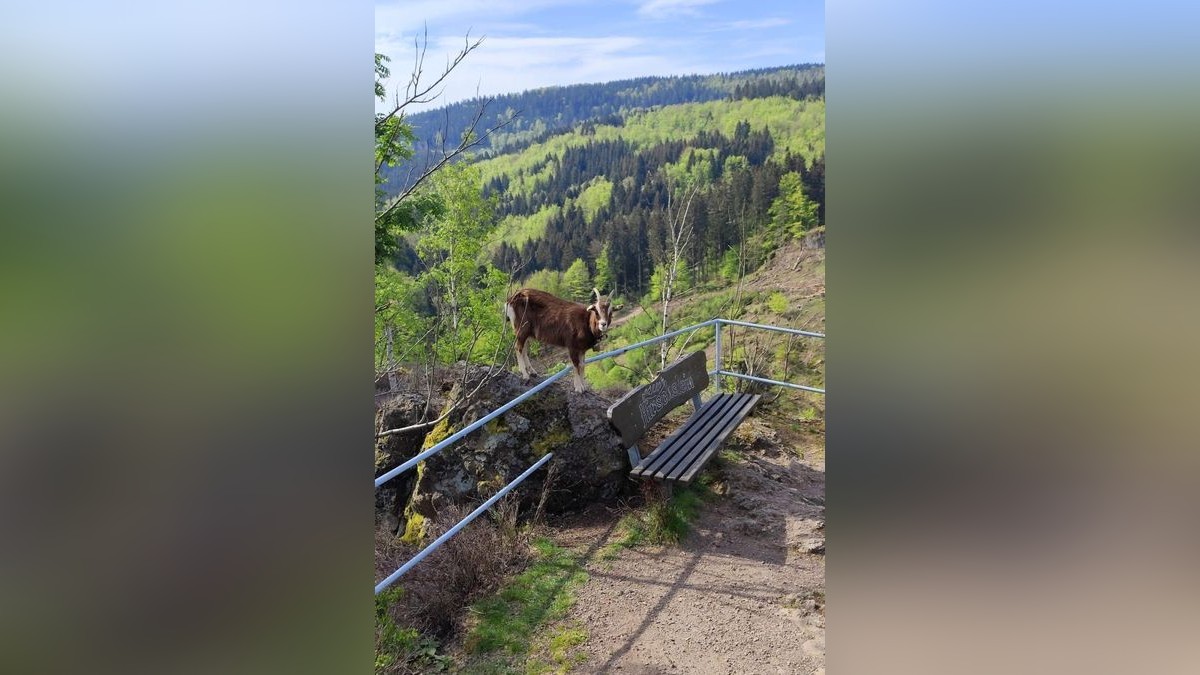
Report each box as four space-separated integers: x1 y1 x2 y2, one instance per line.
549 440 826 674
610 304 646 329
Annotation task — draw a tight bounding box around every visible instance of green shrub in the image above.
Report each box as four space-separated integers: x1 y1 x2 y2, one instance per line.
767 291 788 314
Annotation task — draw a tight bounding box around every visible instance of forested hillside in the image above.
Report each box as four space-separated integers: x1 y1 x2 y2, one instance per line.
385 96 823 302
479 97 824 299
380 64 823 197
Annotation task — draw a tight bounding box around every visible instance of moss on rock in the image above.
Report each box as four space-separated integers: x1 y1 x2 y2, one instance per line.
400 511 427 545
531 424 571 455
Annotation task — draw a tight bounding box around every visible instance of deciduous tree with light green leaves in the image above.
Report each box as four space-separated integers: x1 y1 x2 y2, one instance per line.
768 171 820 244
418 162 508 364
594 243 615 295
562 258 593 303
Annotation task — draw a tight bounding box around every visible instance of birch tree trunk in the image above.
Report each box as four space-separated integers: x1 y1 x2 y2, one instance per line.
384 325 399 392
660 183 699 369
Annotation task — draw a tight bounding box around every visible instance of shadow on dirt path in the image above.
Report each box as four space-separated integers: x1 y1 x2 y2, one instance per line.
548 446 826 674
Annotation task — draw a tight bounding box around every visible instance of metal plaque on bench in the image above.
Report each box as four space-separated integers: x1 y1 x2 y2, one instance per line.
606 350 709 448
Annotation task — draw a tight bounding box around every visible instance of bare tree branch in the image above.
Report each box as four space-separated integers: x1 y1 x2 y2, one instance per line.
375 28 482 135
376 409 453 438
375 27 519 236
376 105 517 225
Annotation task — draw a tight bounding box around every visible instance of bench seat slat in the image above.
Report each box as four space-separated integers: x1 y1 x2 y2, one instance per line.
631 394 739 477
632 394 740 477
654 393 758 482
631 392 759 482
645 394 749 480
675 394 760 483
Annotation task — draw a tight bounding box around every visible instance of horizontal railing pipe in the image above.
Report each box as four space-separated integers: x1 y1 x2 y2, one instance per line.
584 319 717 364
374 368 569 488
716 370 825 394
717 318 824 339
375 452 555 595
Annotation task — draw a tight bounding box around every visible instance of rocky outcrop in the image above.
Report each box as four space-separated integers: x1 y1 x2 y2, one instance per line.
374 393 430 534
375 365 630 537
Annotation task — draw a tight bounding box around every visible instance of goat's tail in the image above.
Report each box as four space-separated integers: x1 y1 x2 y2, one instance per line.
503 298 516 331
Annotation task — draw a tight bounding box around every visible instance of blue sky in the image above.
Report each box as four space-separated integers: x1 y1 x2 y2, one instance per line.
375 0 823 113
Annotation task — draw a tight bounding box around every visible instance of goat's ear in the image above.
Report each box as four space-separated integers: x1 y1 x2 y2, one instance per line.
614 303 625 311
586 304 597 313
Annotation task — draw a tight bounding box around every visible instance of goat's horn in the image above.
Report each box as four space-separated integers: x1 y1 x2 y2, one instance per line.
592 287 600 301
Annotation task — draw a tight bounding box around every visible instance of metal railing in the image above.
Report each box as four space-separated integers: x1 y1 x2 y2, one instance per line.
374 317 823 594
712 319 826 394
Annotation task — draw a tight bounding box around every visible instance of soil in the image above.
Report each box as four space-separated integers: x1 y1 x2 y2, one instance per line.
742 245 825 299
546 434 826 675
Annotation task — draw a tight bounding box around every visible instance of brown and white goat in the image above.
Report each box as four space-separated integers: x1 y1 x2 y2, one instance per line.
504 287 614 393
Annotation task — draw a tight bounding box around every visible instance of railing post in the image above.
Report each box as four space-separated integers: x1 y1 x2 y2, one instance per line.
714 319 723 392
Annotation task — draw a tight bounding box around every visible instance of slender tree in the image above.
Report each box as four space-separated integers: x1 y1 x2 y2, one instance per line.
658 177 701 368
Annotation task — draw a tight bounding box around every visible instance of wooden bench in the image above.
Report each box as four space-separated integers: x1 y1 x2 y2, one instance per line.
606 351 760 485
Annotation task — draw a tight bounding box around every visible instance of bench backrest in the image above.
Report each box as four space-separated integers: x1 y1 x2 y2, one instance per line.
606 351 709 448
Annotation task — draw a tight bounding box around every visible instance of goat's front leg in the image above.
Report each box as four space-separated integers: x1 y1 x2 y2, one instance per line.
515 337 532 379
523 341 540 378
569 350 586 393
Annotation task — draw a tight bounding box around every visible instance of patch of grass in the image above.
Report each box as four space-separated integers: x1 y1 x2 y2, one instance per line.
375 501 530 663
602 483 710 559
525 624 589 674
464 537 589 670
375 588 452 673
718 448 744 463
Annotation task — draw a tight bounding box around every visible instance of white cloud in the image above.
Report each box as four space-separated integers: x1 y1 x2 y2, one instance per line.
636 0 722 20
727 17 792 30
